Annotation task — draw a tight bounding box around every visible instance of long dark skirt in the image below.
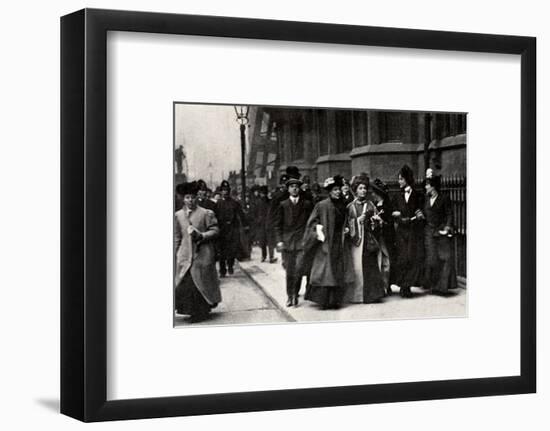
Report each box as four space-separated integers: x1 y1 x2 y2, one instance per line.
394 228 424 288
306 286 345 308
424 232 458 293
306 224 346 308
175 272 212 317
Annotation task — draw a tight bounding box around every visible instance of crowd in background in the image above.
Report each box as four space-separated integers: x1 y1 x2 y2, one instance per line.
174 165 458 321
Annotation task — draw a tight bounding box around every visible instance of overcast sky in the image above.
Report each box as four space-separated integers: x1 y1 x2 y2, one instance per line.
175 104 248 188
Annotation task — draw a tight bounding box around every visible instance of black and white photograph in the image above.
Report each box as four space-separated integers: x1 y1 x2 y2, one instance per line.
1 0 545 426
173 103 467 326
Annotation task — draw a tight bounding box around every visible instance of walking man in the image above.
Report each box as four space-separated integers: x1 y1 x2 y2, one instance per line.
214 180 245 277
274 177 314 307
256 185 277 263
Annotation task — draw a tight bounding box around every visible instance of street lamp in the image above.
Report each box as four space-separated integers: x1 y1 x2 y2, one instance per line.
234 105 249 204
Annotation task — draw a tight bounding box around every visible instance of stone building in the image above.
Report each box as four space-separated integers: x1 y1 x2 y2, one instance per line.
246 106 466 187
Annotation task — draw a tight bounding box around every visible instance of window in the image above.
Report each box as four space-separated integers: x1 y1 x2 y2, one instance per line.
317 110 328 156
335 110 352 153
291 120 304 160
380 112 403 143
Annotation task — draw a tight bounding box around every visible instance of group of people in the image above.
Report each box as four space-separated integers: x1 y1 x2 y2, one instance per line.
174 164 458 321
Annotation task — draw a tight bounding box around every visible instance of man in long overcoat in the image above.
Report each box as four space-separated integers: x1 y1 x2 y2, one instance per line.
214 180 246 276
175 181 221 322
274 178 314 306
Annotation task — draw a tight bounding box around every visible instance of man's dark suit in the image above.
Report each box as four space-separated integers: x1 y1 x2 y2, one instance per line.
273 197 314 304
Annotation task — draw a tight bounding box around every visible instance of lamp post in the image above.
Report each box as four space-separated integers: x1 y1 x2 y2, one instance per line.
234 105 249 204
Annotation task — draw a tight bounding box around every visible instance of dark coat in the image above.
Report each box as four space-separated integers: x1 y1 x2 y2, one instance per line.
197 198 216 212
267 188 289 230
255 196 271 226
424 194 453 233
374 198 396 253
215 197 245 259
303 198 354 287
423 194 457 292
392 188 425 288
273 197 314 251
342 193 354 207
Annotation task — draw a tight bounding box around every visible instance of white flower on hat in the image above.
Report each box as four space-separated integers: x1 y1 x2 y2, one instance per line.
323 177 335 188
426 168 434 179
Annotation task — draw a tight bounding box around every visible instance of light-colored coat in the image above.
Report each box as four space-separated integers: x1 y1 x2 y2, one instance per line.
175 206 221 305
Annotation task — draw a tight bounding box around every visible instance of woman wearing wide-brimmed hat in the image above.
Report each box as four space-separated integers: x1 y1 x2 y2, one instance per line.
343 174 386 304
303 175 354 309
423 172 458 294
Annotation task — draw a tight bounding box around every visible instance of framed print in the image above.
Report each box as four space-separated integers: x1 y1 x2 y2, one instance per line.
61 8 536 422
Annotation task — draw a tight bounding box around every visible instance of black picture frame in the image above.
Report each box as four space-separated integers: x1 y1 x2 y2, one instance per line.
61 8 536 422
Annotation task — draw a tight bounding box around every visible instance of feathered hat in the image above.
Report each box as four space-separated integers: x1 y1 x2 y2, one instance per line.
323 174 344 191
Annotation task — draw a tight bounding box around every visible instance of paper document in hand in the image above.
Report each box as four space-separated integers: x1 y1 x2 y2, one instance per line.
315 224 325 242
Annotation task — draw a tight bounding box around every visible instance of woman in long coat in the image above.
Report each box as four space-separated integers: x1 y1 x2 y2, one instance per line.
423 174 458 294
344 174 386 304
175 182 221 322
391 165 425 298
303 175 354 309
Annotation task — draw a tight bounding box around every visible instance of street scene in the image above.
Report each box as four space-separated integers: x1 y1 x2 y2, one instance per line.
173 103 467 327
175 247 466 327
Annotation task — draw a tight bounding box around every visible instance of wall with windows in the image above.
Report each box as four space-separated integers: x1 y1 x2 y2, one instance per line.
247 107 466 185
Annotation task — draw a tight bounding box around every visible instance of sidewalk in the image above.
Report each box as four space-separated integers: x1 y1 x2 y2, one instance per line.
175 264 290 327
238 246 467 323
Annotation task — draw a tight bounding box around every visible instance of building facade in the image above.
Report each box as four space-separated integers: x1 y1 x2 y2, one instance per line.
246 106 467 281
246 107 466 187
